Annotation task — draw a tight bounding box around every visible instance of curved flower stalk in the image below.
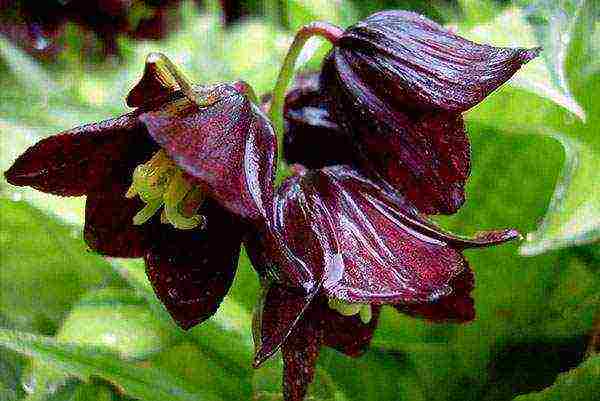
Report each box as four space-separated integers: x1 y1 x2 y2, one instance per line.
4 53 276 329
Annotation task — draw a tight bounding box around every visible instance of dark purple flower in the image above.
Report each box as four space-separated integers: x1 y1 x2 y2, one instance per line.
250 165 519 400
4 54 276 329
316 10 540 215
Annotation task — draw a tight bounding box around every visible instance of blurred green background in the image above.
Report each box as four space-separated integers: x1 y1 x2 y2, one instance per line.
0 1 599 400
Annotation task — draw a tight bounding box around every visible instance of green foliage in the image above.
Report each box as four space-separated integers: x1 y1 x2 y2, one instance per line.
0 1 598 401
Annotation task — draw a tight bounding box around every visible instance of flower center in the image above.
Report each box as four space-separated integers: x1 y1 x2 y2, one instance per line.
328 298 372 324
126 150 205 230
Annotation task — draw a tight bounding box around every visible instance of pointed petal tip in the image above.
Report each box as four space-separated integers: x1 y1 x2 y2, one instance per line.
520 47 542 63
252 346 277 368
473 228 522 246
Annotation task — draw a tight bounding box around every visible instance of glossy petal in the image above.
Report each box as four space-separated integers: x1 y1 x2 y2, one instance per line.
84 183 156 258
282 312 322 401
144 200 244 330
283 72 355 169
322 50 471 214
139 83 277 221
395 265 476 323
4 112 148 196
253 284 315 367
331 10 540 113
275 166 519 304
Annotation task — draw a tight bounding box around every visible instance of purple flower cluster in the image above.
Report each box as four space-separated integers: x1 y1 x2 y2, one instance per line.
4 10 538 401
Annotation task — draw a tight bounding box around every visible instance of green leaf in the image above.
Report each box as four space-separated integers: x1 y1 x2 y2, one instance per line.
464 6 585 120
57 288 177 359
520 133 600 255
0 328 219 401
513 355 600 401
462 3 600 254
149 342 251 401
0 199 121 334
112 258 255 372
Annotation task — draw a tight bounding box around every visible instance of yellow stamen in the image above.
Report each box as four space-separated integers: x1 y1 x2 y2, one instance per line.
328 298 373 324
126 150 205 230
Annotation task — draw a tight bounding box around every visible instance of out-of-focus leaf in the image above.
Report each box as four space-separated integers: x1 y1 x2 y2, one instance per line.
112 258 255 372
149 342 251 401
520 133 600 255
463 3 600 254
0 345 26 401
512 355 600 401
0 199 120 334
57 288 176 359
24 378 117 401
465 6 585 120
0 328 218 401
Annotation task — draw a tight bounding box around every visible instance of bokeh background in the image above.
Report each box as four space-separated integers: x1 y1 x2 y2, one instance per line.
0 1 598 400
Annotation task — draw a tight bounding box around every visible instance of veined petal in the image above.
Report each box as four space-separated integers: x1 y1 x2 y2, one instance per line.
274 166 519 305
139 83 277 221
334 10 540 113
144 200 243 330
322 51 471 214
4 112 150 196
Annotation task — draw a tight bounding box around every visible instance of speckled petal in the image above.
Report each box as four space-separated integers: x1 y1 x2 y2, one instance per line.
4 112 149 196
281 309 323 401
395 264 475 323
253 284 315 367
333 10 540 113
139 83 276 221
144 200 243 330
84 183 156 258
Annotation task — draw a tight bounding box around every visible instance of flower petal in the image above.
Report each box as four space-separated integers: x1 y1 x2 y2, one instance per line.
281 309 323 401
334 10 540 113
4 112 148 196
126 52 184 108
84 184 156 258
394 264 475 323
275 166 519 304
253 284 315 367
283 72 355 169
144 200 244 330
139 83 277 221
321 50 471 214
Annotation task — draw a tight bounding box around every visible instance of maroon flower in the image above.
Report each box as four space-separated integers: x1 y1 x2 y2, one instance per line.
4 54 276 329
317 10 540 215
250 165 519 400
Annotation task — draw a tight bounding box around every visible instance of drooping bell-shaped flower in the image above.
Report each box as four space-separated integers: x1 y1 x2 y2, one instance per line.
4 53 276 329
250 165 519 400
319 10 540 215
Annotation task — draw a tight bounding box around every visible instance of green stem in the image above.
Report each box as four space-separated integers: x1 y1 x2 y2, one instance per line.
269 22 344 169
